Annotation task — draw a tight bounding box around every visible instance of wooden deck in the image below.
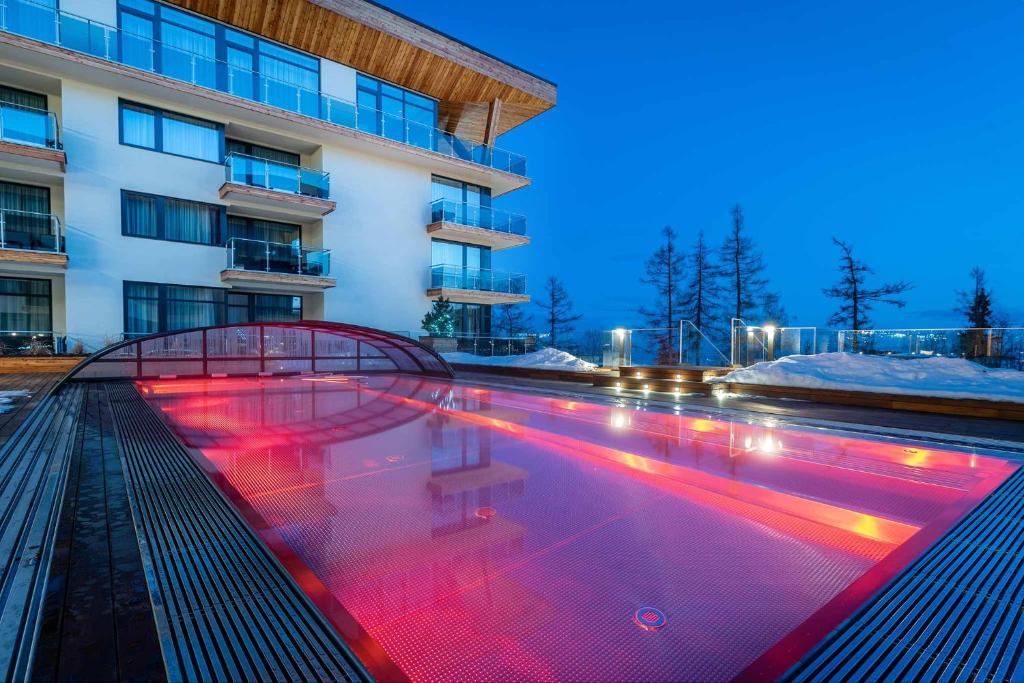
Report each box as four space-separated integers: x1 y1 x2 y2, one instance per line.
0 373 61 449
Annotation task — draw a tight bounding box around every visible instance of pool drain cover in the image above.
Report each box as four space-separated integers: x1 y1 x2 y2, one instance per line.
633 607 666 631
475 506 497 520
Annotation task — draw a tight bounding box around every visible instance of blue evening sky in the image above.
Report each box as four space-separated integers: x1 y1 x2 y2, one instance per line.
383 0 1024 334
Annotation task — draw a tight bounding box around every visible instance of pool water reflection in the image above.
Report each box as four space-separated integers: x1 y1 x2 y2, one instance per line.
138 375 1016 682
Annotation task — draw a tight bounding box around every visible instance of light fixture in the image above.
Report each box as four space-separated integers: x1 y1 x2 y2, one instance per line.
763 324 776 338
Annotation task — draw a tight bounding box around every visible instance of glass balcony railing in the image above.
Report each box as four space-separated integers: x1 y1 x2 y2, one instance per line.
225 153 330 199
0 209 63 252
429 199 526 236
0 101 61 149
0 0 528 176
429 264 526 295
226 237 330 277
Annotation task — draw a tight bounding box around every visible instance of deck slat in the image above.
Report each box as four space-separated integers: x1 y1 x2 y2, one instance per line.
786 468 1024 682
104 382 371 683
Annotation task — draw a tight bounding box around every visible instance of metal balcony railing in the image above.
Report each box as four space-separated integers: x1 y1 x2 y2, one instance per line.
224 153 330 199
429 264 526 294
429 199 526 236
0 209 63 252
0 0 527 175
226 237 330 277
0 101 61 149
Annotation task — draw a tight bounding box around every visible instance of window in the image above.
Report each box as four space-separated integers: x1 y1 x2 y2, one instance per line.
227 216 300 244
431 176 492 227
0 277 51 333
117 0 321 115
124 281 301 335
431 239 491 270
122 191 225 245
0 181 56 250
357 74 437 149
119 101 222 162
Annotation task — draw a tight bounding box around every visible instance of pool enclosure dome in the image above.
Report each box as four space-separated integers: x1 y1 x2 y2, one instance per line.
65 321 454 381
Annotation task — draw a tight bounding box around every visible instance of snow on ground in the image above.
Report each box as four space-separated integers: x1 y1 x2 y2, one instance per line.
711 352 1024 403
443 347 597 372
0 390 29 414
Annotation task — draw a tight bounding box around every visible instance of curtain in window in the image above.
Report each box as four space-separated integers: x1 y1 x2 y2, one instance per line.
8 0 57 43
0 277 51 333
125 282 159 336
164 198 217 243
252 294 301 322
120 13 155 71
122 105 156 148
227 216 299 244
160 8 216 87
123 192 158 237
0 86 52 148
0 182 51 247
161 113 219 161
260 52 318 113
165 285 221 330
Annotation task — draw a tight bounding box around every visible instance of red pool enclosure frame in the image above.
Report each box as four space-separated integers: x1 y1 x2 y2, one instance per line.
65 322 454 381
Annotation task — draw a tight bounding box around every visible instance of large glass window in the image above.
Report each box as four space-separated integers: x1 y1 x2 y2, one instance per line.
119 101 222 162
431 176 493 228
124 281 301 335
357 74 437 149
0 181 56 250
431 239 491 270
227 216 300 244
117 0 320 115
122 191 224 245
0 277 51 333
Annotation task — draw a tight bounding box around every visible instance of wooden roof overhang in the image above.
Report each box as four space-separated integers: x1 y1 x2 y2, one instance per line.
162 0 556 144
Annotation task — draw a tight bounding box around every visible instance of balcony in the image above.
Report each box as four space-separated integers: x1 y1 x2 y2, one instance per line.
0 0 529 191
427 199 528 251
219 153 335 221
0 101 64 175
427 264 528 305
221 237 335 291
0 209 66 273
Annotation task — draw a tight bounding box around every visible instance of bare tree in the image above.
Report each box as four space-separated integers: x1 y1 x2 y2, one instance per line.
719 205 769 322
824 237 912 340
638 226 685 363
495 303 532 337
534 276 582 348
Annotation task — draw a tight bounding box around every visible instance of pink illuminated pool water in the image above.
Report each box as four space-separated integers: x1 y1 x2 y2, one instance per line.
138 375 1016 682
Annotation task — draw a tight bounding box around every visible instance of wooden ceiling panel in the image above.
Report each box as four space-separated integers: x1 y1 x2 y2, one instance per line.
161 0 555 141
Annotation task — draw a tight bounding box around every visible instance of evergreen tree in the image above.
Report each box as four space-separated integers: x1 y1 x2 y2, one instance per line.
495 303 532 337
421 296 456 337
823 238 912 347
761 292 789 326
638 226 686 363
719 205 768 322
957 267 994 329
678 229 724 363
956 267 995 359
534 277 581 348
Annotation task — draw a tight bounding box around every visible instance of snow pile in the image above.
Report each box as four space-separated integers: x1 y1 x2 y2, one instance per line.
711 352 1024 403
0 390 29 414
443 347 597 372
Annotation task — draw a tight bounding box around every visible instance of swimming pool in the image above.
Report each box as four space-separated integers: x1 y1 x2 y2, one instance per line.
138 374 1016 682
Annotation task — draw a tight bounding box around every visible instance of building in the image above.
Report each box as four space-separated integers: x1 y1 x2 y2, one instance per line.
0 0 555 353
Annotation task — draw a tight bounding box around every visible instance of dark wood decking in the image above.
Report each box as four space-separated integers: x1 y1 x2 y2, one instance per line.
0 373 61 449
32 383 166 682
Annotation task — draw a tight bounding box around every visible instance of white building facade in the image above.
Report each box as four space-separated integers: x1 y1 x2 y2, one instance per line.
0 0 553 352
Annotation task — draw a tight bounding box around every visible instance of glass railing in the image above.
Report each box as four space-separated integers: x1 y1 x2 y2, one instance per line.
429 199 526 236
0 101 61 149
224 153 329 199
0 209 63 252
0 0 528 176
225 237 330 277
429 264 526 294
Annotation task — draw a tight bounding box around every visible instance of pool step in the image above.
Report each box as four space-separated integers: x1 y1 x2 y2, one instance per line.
0 384 84 681
593 374 714 395
104 382 373 683
781 467 1024 682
